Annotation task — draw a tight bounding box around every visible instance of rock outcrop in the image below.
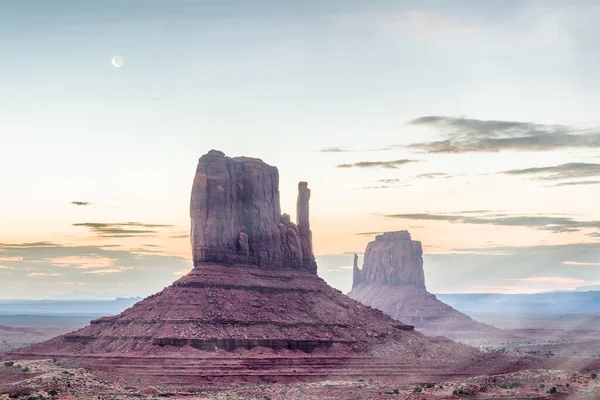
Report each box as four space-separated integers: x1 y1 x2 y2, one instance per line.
12 151 516 387
190 150 316 273
349 231 509 341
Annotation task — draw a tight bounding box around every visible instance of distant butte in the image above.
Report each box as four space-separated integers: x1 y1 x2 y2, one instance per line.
11 150 522 388
349 230 508 340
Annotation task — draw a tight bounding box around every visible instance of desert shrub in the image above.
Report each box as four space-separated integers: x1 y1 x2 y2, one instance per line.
48 389 58 396
21 367 30 373
452 385 477 396
592 373 597 379
566 383 570 387
8 391 31 399
548 386 557 394
393 388 399 394
4 361 14 367
424 383 434 389
412 386 421 393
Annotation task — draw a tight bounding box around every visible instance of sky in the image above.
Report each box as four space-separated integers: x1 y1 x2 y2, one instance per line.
1 0 600 299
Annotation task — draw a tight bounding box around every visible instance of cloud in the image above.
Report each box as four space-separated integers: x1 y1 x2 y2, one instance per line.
336 159 418 169
71 201 91 206
148 97 161 101
383 211 600 234
500 162 600 181
563 261 600 266
317 147 392 153
173 268 191 276
319 147 347 153
82 267 134 274
359 184 410 190
355 232 383 236
375 179 402 184
0 242 57 248
0 265 15 270
504 276 584 284
0 257 23 262
406 116 600 153
416 172 451 179
42 255 115 269
73 222 174 238
169 234 189 239
61 282 86 285
550 180 600 187
358 173 455 190
0 241 192 299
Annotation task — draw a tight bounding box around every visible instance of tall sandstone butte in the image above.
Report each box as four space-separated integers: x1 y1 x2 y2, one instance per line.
353 231 425 288
190 150 317 273
12 151 517 386
349 230 507 340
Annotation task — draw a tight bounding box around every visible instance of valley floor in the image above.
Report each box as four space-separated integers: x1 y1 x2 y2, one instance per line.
2 358 600 399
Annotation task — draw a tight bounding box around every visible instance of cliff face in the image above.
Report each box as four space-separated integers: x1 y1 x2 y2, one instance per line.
190 150 317 273
353 231 425 289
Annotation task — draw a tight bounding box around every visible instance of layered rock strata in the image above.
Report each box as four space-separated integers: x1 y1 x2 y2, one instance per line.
349 231 508 340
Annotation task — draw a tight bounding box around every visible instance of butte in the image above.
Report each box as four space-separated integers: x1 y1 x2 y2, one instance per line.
348 231 508 341
11 150 516 389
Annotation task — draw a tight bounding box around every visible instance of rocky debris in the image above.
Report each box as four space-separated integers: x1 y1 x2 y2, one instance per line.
349 231 507 340
190 150 316 272
354 231 425 288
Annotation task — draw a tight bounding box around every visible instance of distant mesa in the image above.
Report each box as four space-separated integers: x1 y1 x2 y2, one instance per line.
349 230 508 340
11 150 518 386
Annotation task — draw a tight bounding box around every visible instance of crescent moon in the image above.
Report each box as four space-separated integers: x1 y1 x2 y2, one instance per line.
112 55 124 68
